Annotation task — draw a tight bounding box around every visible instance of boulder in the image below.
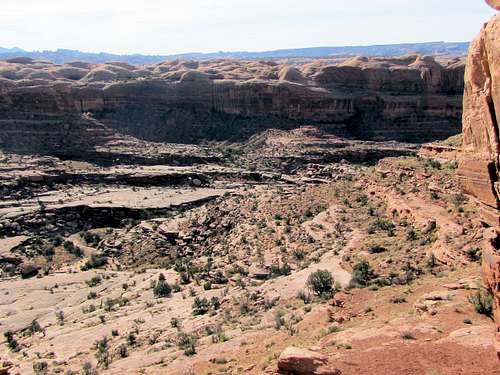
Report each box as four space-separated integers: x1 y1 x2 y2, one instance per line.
18 263 39 278
277 346 341 375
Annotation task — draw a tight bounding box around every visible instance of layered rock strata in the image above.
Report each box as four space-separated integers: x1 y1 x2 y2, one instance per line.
457 12 500 356
0 55 464 155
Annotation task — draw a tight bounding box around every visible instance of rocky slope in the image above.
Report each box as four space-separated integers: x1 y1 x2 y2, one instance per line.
458 11 500 357
0 54 464 156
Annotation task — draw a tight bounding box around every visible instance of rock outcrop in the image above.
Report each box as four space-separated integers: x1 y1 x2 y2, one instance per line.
458 11 500 357
0 55 464 155
277 347 342 375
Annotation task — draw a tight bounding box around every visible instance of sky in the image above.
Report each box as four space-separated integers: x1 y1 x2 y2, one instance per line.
0 0 497 55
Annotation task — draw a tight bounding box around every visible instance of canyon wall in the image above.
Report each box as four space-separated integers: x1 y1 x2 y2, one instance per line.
458 12 500 356
0 55 464 155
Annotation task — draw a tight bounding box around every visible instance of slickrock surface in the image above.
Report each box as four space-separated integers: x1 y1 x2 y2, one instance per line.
0 54 464 156
458 12 500 356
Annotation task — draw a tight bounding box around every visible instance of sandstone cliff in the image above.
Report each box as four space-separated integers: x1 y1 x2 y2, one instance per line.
458 13 500 356
0 55 464 155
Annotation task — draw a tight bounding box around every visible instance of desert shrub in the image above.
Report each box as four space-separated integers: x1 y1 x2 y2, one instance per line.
297 290 312 304
368 218 395 234
116 344 128 358
126 332 137 346
307 270 334 298
82 304 96 314
94 336 110 369
171 317 180 328
274 310 285 330
406 227 418 241
465 247 481 262
4 331 19 352
81 231 102 246
424 158 441 170
55 310 65 325
270 262 292 277
192 297 210 315
104 298 116 312
451 193 467 209
63 240 82 257
177 332 197 356
85 276 102 287
153 274 171 298
292 248 306 261
212 271 228 284
33 361 48 375
368 245 387 254
426 253 438 269
350 261 375 287
81 254 107 271
52 236 64 246
81 362 98 375
180 271 191 285
87 291 98 299
469 289 493 317
25 319 43 336
172 282 182 292
390 296 407 304
356 194 369 206
210 296 221 310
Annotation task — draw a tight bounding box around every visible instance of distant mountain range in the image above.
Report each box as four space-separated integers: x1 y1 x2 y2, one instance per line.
0 42 469 65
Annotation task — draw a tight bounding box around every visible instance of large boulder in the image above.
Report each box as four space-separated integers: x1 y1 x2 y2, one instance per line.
277 346 341 375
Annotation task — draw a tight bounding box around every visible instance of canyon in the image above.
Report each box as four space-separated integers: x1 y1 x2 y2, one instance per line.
0 6 499 375
0 54 464 158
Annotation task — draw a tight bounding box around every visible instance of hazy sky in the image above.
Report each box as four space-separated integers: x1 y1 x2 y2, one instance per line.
0 0 497 55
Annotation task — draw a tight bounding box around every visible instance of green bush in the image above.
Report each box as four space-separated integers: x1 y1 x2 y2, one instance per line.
350 261 375 287
307 269 334 298
469 289 493 317
465 248 481 262
4 331 19 352
94 336 110 369
177 332 197 356
85 276 102 287
153 274 171 298
192 297 209 315
25 319 43 336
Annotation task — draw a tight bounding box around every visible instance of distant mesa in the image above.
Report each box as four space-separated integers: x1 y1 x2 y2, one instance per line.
0 42 469 65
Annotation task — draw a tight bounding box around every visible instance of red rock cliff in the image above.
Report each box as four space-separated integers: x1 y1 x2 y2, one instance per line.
0 55 464 154
458 12 500 356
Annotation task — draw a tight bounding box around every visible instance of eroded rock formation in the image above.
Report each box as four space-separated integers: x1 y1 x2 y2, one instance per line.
0 54 464 155
458 12 500 356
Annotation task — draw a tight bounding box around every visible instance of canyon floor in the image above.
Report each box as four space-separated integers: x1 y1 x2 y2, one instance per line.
0 126 497 375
